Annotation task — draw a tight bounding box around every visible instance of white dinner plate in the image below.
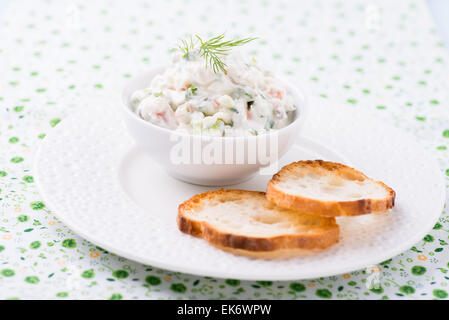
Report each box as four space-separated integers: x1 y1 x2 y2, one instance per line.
34 97 446 281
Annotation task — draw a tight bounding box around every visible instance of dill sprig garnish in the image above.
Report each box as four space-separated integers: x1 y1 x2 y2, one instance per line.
177 37 195 57
177 33 257 73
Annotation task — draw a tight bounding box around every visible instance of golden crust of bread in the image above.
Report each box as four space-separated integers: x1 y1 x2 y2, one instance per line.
266 160 395 217
177 189 340 258
212 245 328 260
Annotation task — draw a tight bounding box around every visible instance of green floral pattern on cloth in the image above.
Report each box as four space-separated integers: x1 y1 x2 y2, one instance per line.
0 0 449 300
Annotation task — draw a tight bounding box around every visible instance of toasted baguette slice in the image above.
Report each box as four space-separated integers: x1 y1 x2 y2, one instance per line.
177 189 339 258
266 160 395 217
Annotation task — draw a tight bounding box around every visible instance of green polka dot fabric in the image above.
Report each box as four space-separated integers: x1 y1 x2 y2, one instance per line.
1 0 449 300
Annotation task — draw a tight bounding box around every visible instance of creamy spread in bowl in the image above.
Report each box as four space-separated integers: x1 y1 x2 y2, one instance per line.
122 35 307 185
130 48 297 137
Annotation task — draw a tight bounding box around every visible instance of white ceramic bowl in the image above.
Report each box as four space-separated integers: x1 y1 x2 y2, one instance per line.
122 68 307 186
